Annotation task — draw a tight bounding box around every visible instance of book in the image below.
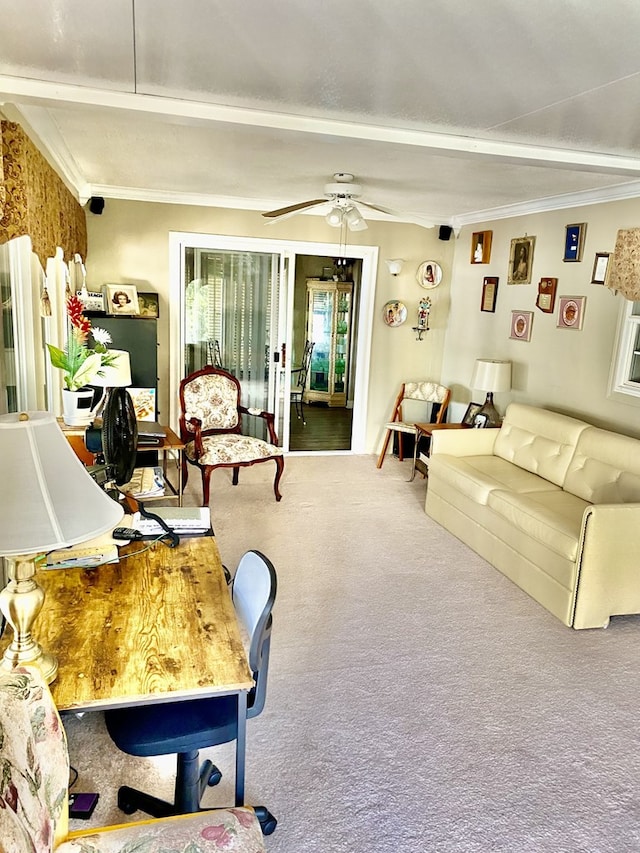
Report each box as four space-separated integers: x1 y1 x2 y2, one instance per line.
118 466 165 498
44 544 119 570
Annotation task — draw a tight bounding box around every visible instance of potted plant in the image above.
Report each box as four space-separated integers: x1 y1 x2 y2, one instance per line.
47 294 116 425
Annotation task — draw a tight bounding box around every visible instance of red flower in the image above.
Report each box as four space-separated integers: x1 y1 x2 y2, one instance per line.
229 808 256 828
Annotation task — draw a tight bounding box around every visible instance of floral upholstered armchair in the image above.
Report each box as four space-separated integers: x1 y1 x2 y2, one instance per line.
179 366 284 506
0 667 266 853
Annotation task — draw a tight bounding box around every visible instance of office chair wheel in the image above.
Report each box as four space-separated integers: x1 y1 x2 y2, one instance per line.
206 765 222 787
254 805 277 835
117 789 138 815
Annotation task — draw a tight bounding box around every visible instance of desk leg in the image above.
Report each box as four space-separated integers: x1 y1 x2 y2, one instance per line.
410 430 421 482
235 691 247 806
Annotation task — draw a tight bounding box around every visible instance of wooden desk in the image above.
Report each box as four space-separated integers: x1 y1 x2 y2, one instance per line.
411 422 471 481
33 537 254 804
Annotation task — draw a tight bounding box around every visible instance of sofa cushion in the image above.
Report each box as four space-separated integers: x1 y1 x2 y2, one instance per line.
494 403 589 487
564 426 640 503
487 488 589 561
428 453 562 505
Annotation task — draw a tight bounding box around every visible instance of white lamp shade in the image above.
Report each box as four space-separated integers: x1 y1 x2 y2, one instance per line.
0 412 124 555
91 349 132 388
471 359 512 393
325 207 343 227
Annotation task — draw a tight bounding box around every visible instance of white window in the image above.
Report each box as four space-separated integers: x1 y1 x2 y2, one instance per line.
610 299 640 399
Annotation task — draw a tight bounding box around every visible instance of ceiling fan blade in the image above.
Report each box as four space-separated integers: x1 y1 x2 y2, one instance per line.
357 199 402 218
262 198 327 219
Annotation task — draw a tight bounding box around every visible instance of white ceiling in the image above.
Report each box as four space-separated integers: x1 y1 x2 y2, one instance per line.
3 0 640 229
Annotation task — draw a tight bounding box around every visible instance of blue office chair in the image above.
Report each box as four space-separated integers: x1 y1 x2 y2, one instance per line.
104 550 278 834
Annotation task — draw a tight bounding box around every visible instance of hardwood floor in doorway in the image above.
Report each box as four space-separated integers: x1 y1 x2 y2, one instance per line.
289 403 353 451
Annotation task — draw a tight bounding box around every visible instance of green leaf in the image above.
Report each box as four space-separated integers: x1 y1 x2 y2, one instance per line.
46 344 69 371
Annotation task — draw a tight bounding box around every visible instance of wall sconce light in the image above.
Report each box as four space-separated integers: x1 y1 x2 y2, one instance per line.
385 259 404 276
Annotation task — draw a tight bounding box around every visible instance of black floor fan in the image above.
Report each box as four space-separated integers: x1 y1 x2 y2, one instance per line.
102 387 138 487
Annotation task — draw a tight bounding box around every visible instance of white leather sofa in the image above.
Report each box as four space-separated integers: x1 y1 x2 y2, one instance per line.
425 403 640 629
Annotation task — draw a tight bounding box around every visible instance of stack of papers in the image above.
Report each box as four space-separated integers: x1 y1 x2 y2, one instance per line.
132 506 211 535
118 466 165 498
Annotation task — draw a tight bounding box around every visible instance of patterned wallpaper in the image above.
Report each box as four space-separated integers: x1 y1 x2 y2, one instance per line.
0 120 87 266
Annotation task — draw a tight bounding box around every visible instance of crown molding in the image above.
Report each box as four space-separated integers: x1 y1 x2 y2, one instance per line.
450 180 640 229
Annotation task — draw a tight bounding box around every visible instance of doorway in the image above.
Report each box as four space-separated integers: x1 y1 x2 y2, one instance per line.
289 254 361 451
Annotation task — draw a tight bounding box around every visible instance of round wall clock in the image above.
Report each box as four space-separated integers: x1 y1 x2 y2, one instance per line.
383 300 407 327
416 260 443 289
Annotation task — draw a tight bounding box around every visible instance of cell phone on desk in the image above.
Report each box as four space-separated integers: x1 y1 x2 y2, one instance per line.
112 527 144 541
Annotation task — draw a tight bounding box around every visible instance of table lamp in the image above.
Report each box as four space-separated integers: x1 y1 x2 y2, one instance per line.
91 349 138 486
471 359 512 426
0 411 124 682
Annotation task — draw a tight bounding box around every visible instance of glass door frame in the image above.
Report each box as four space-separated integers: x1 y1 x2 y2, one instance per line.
169 232 378 453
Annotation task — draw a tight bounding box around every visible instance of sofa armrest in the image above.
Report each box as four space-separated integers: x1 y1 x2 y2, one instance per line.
430 427 500 457
573 503 640 629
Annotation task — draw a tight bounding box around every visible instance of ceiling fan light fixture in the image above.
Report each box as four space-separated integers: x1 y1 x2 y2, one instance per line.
325 206 343 227
345 205 367 231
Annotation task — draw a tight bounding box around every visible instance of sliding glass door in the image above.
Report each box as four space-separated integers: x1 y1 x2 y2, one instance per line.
182 245 282 438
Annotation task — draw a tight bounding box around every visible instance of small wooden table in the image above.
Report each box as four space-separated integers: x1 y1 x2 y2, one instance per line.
30 537 254 805
411 422 471 481
62 423 186 505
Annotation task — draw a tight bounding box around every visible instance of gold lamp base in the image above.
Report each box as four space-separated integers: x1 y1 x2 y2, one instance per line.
0 555 58 684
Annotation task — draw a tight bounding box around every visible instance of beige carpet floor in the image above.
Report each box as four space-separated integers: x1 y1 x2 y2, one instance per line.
64 455 640 851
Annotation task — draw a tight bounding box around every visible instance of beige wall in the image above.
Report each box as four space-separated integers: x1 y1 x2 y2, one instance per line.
85 199 454 452
444 197 640 436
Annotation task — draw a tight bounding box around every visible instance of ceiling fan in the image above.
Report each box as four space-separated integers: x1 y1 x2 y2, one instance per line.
262 173 399 231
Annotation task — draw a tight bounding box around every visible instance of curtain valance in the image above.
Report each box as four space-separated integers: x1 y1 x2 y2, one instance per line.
0 121 87 267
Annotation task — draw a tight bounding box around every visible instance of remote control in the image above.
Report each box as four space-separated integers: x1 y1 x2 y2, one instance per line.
112 527 144 540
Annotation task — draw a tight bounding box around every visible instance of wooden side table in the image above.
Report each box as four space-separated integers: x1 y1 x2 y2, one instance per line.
410 422 471 481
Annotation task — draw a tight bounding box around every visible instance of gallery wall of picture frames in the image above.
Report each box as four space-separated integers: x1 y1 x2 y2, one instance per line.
469 216 612 343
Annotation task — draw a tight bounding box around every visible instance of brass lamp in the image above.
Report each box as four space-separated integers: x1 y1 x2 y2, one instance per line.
471 359 512 427
0 412 124 682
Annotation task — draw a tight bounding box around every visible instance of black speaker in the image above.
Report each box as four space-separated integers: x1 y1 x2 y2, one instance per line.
89 196 105 215
438 225 452 241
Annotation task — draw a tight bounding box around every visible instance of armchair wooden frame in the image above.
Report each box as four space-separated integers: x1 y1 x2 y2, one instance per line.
179 366 284 505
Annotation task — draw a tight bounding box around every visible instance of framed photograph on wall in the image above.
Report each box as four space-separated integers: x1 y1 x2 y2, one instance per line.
557 296 586 330
471 231 492 264
137 291 160 318
481 276 499 312
104 283 140 316
591 252 610 284
510 310 533 341
508 236 536 284
536 277 557 313
563 223 586 262
462 402 483 426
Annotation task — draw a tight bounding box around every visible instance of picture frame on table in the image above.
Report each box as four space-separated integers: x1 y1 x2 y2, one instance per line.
462 402 483 426
128 387 157 421
563 223 586 262
104 283 140 316
471 231 493 264
481 276 499 312
472 412 489 429
591 252 610 285
510 310 534 341
557 296 586 331
508 236 536 284
137 291 160 318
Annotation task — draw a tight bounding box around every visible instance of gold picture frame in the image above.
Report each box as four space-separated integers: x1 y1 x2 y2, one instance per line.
508 236 536 284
